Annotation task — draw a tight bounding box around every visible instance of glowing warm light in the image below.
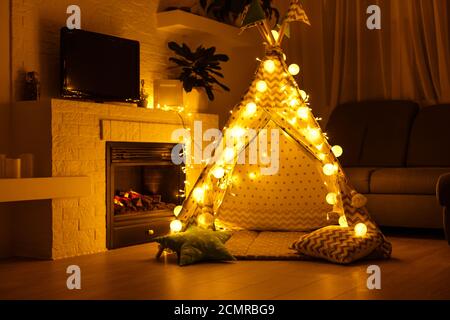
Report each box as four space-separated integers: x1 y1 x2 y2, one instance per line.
264 60 276 73
332 145 344 158
339 216 348 228
300 90 308 101
173 206 183 217
193 187 205 203
245 102 257 116
223 147 236 162
212 167 225 179
170 220 183 233
323 163 337 176
248 172 257 180
297 106 309 120
306 127 322 143
354 223 368 237
229 126 246 138
289 99 299 107
271 30 279 41
326 193 338 205
288 64 300 76
198 213 214 226
318 153 326 161
256 80 268 92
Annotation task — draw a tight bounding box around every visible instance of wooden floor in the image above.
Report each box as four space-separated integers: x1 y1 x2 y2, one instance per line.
1 236 449 300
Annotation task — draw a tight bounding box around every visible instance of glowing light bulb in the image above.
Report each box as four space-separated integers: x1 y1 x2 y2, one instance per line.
248 172 257 180
339 216 348 228
354 223 368 237
264 60 276 73
245 102 257 116
288 64 300 76
326 193 338 205
212 167 225 179
229 126 246 138
318 153 326 161
289 98 299 107
256 80 268 92
332 145 344 158
323 163 337 176
198 213 214 227
170 220 183 233
173 205 183 217
297 106 309 120
192 187 205 203
223 147 235 163
271 30 279 41
306 127 322 143
300 90 308 101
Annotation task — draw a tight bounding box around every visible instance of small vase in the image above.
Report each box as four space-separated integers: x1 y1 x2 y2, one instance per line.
183 88 209 113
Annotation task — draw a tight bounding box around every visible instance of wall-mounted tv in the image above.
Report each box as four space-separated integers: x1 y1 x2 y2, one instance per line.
60 27 140 103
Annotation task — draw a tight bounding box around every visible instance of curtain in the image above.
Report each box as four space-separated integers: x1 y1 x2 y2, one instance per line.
282 0 450 122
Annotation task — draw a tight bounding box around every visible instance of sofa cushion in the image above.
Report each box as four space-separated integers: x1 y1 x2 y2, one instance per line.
407 104 450 167
370 168 450 195
327 101 419 167
345 168 376 194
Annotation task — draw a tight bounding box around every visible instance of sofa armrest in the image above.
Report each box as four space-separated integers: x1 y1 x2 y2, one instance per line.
437 173 450 207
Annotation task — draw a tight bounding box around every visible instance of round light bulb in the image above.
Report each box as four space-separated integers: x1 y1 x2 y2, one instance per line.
326 193 338 205
264 60 276 73
229 126 246 138
297 107 309 120
289 99 299 107
354 223 368 237
307 127 322 143
173 205 183 217
339 216 348 228
323 163 337 176
300 90 308 101
256 80 268 92
223 147 236 163
245 102 257 116
271 30 280 41
288 64 300 76
332 145 344 158
170 220 183 233
192 187 205 203
248 172 257 180
212 167 225 179
198 213 214 227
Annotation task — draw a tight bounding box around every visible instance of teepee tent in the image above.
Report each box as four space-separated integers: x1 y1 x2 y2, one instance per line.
174 0 391 263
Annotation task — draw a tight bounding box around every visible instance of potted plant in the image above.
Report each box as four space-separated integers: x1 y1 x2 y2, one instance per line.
199 0 279 27
167 41 230 112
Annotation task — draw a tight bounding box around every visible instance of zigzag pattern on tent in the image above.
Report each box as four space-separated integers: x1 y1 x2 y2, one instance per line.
284 0 311 25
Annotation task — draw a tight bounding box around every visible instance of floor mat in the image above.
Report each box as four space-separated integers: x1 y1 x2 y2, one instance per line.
226 231 308 260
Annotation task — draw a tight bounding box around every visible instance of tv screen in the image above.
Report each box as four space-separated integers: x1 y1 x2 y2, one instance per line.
60 27 140 103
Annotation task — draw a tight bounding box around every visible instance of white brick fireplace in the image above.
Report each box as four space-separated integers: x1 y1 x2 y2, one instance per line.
12 99 218 259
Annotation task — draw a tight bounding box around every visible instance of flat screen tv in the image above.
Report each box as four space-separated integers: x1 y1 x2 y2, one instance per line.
60 27 140 103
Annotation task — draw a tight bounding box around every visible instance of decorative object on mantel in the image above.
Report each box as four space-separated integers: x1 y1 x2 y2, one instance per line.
23 71 40 101
19 154 35 178
0 155 6 178
5 158 21 179
153 79 184 111
138 79 149 108
168 41 230 104
199 0 279 27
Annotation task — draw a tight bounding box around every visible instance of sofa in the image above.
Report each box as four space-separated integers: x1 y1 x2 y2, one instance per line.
326 101 450 240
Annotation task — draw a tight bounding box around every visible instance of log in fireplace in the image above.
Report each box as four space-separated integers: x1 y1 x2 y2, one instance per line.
106 142 185 249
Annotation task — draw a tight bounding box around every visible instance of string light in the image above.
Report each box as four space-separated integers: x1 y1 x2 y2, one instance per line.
223 147 235 163
300 90 308 101
306 127 322 143
170 220 183 233
297 106 309 120
326 193 338 205
245 102 257 116
193 187 205 203
323 163 337 176
212 167 225 179
173 206 183 217
248 172 258 180
354 223 368 237
264 60 276 73
332 145 344 158
289 98 299 107
256 80 268 92
288 64 300 76
229 126 246 138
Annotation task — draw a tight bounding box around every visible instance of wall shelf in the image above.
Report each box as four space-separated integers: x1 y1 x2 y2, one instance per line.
156 10 255 47
0 177 91 203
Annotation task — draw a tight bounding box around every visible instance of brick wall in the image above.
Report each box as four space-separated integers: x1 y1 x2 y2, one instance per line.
51 99 217 259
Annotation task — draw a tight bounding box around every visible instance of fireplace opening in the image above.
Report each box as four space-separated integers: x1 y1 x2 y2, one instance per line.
106 142 185 249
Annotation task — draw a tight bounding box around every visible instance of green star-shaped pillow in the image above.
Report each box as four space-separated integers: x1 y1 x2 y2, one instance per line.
152 226 236 266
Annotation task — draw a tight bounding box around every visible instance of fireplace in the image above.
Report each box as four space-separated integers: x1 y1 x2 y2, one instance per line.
106 142 185 249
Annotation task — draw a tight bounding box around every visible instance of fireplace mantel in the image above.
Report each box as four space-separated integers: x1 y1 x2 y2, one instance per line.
10 98 218 259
